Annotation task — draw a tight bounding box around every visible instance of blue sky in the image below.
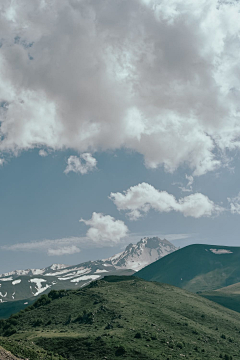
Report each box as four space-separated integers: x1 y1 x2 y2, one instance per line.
0 0 240 273
0 147 240 273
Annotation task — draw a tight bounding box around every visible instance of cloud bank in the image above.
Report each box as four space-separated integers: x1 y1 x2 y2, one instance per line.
110 182 222 220
0 0 240 174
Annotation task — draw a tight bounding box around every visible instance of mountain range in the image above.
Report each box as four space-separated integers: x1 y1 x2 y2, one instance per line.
0 237 177 304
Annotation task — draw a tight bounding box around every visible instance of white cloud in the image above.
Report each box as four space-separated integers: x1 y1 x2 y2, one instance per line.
110 182 223 220
1 237 84 256
64 153 97 175
80 212 129 244
0 158 5 166
39 149 48 157
0 0 240 174
47 245 80 256
228 192 240 214
179 175 194 192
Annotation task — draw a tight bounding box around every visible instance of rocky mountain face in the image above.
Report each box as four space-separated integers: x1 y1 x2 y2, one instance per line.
0 237 177 303
108 237 177 271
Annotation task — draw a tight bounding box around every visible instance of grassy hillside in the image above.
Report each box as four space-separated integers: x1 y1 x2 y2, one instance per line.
0 276 240 359
136 244 240 292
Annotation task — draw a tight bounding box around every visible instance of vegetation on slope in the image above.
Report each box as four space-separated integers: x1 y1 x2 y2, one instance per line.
136 244 240 292
0 276 240 359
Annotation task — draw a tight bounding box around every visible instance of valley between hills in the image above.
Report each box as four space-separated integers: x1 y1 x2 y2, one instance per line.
0 238 240 359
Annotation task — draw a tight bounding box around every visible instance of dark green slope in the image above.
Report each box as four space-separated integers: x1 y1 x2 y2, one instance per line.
136 244 240 292
0 298 35 319
1 276 240 359
200 282 240 314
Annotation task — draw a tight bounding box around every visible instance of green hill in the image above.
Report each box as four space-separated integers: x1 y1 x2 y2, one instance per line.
1 276 240 359
136 244 240 292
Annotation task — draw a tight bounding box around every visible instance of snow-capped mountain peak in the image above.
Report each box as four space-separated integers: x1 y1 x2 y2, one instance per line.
108 236 177 271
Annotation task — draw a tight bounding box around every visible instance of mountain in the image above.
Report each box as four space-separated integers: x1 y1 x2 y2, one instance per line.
0 276 240 360
0 237 176 304
136 243 240 292
107 236 177 271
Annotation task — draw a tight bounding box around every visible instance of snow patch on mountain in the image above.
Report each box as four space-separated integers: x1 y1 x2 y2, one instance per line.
210 249 233 254
12 280 21 285
29 278 50 296
70 275 101 283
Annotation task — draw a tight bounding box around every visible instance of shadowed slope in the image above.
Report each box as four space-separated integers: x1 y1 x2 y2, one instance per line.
136 244 240 292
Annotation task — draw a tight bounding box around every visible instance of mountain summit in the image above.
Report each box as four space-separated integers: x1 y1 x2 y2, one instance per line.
108 237 177 271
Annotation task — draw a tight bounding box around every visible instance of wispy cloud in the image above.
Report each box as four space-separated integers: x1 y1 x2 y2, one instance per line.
1 237 85 256
47 245 81 256
179 175 194 193
228 193 240 214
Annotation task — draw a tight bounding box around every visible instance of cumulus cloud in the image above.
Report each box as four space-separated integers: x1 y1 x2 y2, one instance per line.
64 153 97 175
80 212 129 244
110 182 223 220
0 0 240 174
228 193 240 214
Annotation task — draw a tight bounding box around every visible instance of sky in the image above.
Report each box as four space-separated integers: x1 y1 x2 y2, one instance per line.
0 0 240 273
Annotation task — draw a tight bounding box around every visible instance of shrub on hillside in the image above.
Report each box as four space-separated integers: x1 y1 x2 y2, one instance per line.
33 294 52 309
48 290 68 300
74 310 94 324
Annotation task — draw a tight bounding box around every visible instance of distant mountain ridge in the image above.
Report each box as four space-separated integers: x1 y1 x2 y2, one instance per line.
0 237 177 303
137 243 240 293
0 264 68 279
